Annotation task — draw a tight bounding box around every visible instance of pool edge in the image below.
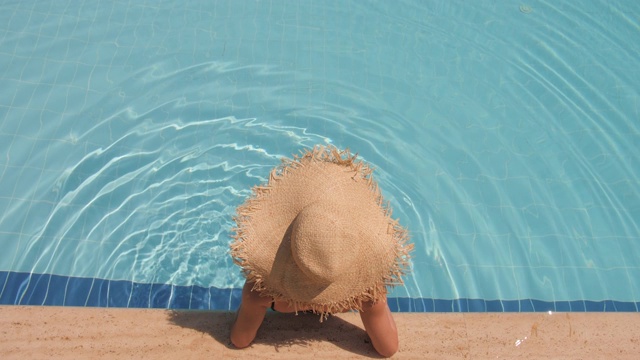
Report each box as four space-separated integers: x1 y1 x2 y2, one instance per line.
1 306 638 358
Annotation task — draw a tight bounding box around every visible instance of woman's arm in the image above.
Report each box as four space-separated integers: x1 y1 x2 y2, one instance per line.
359 297 399 358
230 281 271 348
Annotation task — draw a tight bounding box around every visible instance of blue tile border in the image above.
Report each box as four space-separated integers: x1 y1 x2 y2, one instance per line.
1 271 638 312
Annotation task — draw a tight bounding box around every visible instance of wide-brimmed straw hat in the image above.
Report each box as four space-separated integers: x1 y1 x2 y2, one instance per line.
230 145 413 318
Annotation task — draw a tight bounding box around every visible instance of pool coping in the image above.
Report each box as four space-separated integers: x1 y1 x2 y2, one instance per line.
1 306 638 358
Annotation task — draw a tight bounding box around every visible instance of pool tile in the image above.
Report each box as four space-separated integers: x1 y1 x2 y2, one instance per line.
531 299 553 312
169 285 192 309
42 275 68 306
412 298 428 312
612 301 638 312
569 300 587 311
485 300 504 312
396 297 412 312
64 277 94 306
584 300 605 311
210 288 233 310
519 299 535 312
424 298 436 312
467 299 486 312
1 271 639 314
0 272 28 305
453 298 468 312
86 278 109 307
107 280 133 307
150 284 172 308
387 297 399 312
558 301 570 311
19 273 49 305
128 282 152 308
229 288 242 310
189 285 210 310
0 271 8 294
602 300 616 311
502 300 520 312
434 299 453 312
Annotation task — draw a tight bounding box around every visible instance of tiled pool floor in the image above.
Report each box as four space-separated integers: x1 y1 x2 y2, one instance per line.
1 306 638 358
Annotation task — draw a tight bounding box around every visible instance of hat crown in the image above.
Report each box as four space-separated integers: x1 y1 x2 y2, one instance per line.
290 198 358 285
230 145 413 316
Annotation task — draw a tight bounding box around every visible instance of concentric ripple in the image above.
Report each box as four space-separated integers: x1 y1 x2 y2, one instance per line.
1 0 639 307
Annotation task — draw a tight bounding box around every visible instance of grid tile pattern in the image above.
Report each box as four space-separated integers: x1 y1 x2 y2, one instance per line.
2 271 638 312
1 1 639 310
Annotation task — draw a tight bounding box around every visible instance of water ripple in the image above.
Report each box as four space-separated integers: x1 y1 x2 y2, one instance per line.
1 0 639 305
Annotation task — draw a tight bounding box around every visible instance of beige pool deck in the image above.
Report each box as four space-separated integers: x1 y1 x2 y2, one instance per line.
1 306 638 359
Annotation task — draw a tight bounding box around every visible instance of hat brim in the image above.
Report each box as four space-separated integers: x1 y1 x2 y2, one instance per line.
230 145 413 318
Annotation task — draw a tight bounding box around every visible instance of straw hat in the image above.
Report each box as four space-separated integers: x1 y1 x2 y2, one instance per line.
230 145 413 318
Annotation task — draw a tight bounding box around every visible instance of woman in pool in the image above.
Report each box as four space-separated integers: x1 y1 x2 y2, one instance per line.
229 145 413 357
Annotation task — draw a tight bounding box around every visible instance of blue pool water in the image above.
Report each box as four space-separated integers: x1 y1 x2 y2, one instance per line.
1 0 638 312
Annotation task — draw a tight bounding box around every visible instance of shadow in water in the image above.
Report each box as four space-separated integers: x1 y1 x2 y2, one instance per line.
167 310 382 358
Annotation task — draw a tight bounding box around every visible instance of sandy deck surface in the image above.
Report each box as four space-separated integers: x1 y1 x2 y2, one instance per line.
1 306 638 359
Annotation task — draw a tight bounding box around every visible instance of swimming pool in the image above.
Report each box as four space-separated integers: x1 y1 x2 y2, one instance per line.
1 0 638 312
